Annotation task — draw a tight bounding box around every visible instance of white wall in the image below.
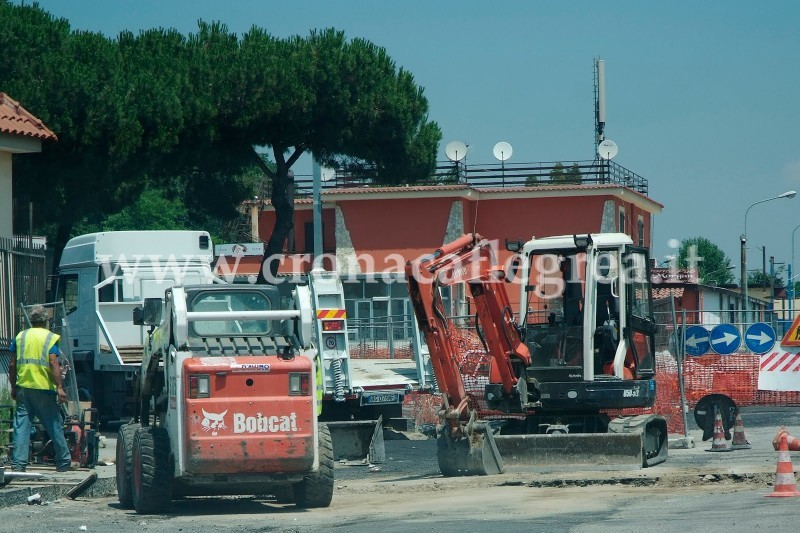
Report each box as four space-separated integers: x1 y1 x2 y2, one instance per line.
0 151 11 240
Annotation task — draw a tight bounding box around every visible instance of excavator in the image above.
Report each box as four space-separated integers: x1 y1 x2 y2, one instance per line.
406 232 668 476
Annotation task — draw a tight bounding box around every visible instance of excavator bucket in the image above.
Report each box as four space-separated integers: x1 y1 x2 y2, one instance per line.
608 414 668 467
326 417 386 464
437 421 504 476
495 432 646 470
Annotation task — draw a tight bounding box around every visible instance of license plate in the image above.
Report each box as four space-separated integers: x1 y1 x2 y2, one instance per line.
361 392 400 405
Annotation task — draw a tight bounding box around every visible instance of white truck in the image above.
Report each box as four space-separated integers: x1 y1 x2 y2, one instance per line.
51 231 426 460
51 231 217 424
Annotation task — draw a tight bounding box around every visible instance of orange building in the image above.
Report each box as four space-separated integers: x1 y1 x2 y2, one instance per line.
255 182 662 274
219 180 663 324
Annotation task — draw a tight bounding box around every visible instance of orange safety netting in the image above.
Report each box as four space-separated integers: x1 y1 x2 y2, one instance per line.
392 326 800 433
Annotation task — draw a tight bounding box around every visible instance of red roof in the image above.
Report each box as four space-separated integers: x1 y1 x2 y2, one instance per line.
0 93 57 141
652 287 685 300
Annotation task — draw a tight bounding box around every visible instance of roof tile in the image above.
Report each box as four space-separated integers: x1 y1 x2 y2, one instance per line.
0 92 57 141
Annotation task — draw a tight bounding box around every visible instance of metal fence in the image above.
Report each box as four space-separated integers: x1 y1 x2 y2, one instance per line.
655 302 784 353
0 237 47 391
348 315 416 359
288 159 648 196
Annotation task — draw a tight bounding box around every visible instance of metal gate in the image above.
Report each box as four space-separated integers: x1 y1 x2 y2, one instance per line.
0 238 47 391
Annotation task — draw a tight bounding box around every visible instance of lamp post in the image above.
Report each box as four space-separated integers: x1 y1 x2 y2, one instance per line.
743 190 797 325
791 223 800 318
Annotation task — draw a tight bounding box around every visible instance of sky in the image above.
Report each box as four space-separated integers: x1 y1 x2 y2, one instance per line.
25 0 800 277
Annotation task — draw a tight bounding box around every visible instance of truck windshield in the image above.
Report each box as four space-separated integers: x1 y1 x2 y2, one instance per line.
190 291 273 336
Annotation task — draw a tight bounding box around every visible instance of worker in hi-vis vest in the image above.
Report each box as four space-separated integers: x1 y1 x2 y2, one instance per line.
8 304 75 472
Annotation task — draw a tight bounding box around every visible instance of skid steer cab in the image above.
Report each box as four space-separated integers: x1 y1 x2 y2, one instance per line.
116 284 333 514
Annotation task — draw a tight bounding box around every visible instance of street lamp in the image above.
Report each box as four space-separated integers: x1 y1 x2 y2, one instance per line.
743 190 797 325
790 223 800 317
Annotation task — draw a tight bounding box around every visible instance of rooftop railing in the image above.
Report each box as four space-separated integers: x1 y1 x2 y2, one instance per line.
284 159 648 198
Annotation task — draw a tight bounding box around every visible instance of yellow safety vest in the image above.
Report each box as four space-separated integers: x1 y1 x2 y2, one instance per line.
316 353 324 416
15 327 60 391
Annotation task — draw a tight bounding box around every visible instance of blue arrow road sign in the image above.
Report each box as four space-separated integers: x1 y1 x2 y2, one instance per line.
744 322 776 354
710 323 741 355
684 325 711 356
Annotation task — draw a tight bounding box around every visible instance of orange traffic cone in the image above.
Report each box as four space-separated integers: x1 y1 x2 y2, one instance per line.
773 427 800 451
730 414 751 450
706 406 732 452
765 434 800 498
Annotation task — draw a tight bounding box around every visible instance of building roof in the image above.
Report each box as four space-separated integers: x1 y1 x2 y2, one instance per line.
253 182 664 213
0 93 57 141
652 287 685 300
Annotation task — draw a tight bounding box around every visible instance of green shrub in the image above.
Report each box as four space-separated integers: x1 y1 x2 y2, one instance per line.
0 387 13 452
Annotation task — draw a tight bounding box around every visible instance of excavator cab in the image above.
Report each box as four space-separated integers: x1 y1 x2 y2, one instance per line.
518 236 656 391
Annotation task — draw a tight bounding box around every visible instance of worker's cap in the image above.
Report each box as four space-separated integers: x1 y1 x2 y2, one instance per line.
28 305 49 324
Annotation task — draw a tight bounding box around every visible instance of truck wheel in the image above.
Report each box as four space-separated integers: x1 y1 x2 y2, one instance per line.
115 422 140 509
132 426 172 514
293 423 334 508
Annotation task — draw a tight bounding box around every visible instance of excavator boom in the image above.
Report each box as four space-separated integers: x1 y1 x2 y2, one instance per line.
406 234 529 475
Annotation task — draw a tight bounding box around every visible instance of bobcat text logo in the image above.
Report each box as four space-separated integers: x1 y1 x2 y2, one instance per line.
233 412 298 434
201 409 228 436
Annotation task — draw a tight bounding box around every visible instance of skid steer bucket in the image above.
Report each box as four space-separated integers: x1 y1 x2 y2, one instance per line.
437 421 504 476
326 417 386 464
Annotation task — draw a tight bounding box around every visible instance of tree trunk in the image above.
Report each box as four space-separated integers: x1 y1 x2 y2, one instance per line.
256 148 294 283
253 145 306 284
51 222 73 276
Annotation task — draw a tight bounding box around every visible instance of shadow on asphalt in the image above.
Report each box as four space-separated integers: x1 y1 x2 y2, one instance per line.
104 496 313 516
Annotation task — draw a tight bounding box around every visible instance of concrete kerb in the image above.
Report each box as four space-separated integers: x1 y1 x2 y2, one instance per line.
0 433 118 509
668 434 696 449
0 465 117 509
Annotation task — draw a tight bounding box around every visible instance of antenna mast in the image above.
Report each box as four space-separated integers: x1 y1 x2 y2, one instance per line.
594 58 606 152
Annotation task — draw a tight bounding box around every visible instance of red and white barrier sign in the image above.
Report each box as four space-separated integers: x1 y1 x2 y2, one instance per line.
759 350 800 391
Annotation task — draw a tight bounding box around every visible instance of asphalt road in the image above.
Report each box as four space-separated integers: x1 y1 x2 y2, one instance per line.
1 406 798 533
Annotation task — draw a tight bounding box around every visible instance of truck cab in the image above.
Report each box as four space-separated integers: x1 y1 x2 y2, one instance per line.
52 231 216 422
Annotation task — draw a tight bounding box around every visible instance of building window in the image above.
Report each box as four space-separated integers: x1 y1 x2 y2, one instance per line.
637 217 645 247
618 208 626 234
304 221 327 253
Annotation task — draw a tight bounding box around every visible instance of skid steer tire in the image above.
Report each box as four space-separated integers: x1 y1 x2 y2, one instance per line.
115 422 140 509
132 426 172 514
294 423 334 508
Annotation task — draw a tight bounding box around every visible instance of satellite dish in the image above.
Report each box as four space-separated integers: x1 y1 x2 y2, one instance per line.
445 141 468 162
598 139 618 160
493 141 513 162
321 167 336 182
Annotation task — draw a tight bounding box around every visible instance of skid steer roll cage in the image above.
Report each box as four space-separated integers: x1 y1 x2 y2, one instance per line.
405 233 532 436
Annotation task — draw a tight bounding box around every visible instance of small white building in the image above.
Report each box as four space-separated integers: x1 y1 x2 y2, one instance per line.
0 92 57 240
